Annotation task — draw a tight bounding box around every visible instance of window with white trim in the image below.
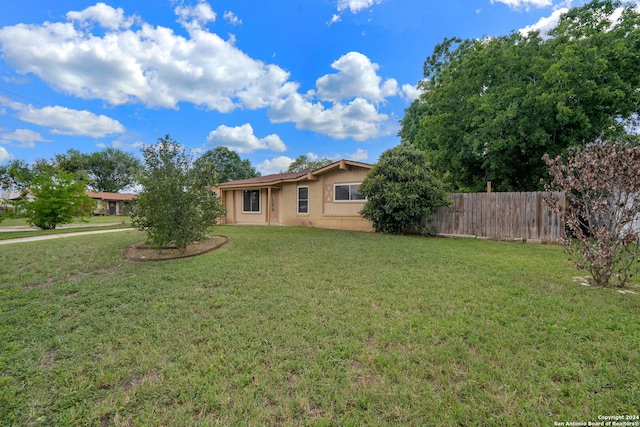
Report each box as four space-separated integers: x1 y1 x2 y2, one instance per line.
297 186 309 214
334 183 365 201
242 189 260 212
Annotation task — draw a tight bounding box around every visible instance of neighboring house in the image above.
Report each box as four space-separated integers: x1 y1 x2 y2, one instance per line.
86 191 136 216
217 159 373 231
0 190 32 214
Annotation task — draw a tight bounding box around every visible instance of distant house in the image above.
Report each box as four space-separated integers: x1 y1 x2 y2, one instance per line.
0 190 27 214
86 191 136 216
217 159 373 231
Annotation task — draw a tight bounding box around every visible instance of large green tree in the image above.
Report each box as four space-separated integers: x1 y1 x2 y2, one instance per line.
193 146 259 187
132 135 225 253
54 148 141 192
400 0 640 191
0 159 50 191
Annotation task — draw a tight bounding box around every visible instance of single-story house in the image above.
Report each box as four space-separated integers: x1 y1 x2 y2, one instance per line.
86 191 136 216
217 159 373 231
0 190 27 214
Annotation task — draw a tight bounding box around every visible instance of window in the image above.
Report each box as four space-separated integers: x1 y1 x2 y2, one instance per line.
297 186 309 214
242 189 260 212
334 183 365 201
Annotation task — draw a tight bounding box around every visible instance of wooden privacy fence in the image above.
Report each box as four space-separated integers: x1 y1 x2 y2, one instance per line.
433 192 565 244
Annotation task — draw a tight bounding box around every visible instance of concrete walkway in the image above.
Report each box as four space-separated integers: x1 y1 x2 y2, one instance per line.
0 226 134 245
0 222 128 232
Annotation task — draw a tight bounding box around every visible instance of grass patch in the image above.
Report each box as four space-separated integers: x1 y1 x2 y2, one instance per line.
0 226 638 425
0 224 133 241
0 216 132 240
1 215 131 227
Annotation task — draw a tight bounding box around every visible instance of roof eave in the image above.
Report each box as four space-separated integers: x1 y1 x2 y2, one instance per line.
218 159 372 190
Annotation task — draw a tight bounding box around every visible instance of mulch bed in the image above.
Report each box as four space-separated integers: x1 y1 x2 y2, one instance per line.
125 235 228 261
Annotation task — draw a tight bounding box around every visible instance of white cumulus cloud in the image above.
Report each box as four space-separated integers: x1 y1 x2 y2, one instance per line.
347 148 368 161
257 156 294 175
337 0 384 14
401 83 422 102
268 93 390 141
0 2 409 143
66 2 136 30
316 52 398 103
331 1 383 26
520 8 568 37
175 1 217 25
491 0 553 10
0 2 292 112
206 123 286 153
223 11 242 25
328 14 342 26
20 106 126 137
0 96 125 138
267 52 399 140
0 146 12 163
0 129 50 148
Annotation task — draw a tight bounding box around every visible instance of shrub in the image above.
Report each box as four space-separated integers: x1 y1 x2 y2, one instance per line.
544 140 640 287
15 168 93 229
359 144 449 235
132 135 225 253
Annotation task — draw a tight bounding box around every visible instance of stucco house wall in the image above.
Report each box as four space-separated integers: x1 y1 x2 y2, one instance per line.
218 160 373 232
278 167 371 231
222 188 279 225
86 191 136 216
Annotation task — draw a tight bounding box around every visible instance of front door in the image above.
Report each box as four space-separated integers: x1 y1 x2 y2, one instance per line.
108 201 117 215
270 189 280 224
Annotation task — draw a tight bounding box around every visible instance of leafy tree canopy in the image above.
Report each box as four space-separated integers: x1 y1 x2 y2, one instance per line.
0 159 50 191
53 148 141 192
359 144 449 235
286 155 334 172
14 167 93 229
193 146 260 186
132 135 225 253
400 0 640 191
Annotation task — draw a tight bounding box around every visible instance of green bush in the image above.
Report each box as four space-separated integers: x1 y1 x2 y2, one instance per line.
132 135 225 253
15 168 93 229
359 144 449 234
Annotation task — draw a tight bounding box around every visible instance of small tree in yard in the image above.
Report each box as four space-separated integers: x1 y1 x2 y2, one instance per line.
360 144 449 235
15 168 93 229
544 140 640 288
132 135 225 253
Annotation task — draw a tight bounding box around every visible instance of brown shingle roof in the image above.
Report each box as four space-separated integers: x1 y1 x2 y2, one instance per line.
219 171 307 187
219 159 373 189
86 191 137 201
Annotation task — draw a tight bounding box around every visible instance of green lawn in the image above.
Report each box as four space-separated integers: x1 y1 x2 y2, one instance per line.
0 216 132 241
1 215 131 227
1 226 638 425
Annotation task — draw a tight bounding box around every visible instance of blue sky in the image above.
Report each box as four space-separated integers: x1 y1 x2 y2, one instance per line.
0 0 585 174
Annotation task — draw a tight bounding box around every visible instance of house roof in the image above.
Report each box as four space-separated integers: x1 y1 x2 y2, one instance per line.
86 191 137 201
218 159 373 190
0 191 25 201
220 171 308 187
